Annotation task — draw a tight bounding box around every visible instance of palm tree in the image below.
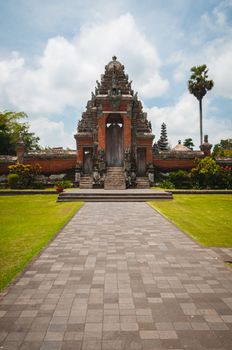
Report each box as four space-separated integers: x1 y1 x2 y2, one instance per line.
188 65 214 145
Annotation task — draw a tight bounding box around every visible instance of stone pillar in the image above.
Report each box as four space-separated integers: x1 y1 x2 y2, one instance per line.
78 146 84 163
97 115 106 173
147 163 154 184
98 115 106 154
74 163 81 187
16 138 25 164
200 135 212 156
123 115 131 149
74 133 83 165
146 144 153 163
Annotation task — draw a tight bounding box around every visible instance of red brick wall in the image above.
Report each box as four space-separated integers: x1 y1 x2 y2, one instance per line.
77 137 93 164
77 148 83 163
154 158 197 171
101 102 128 111
98 115 106 152
147 146 153 163
0 157 76 175
23 158 76 174
0 163 16 174
123 115 131 148
137 138 153 163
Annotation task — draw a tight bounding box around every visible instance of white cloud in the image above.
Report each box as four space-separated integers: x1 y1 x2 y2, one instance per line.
0 13 168 118
0 7 231 151
29 118 74 148
171 35 232 100
0 13 170 148
206 39 232 100
146 93 232 148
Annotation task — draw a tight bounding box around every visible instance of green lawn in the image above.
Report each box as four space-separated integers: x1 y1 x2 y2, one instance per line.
0 195 83 291
149 195 232 247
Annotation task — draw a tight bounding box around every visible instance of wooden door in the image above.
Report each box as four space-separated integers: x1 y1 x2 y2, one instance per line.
83 148 93 174
137 148 146 175
106 124 123 166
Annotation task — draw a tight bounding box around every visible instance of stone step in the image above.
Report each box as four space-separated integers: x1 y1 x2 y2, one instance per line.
80 176 93 189
58 191 173 202
136 177 150 189
104 186 126 190
104 166 126 190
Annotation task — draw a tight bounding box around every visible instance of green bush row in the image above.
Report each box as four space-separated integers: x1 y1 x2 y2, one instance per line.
158 157 232 189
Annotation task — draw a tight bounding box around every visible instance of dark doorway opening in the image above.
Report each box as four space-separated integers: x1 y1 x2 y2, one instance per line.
83 148 93 174
137 148 146 175
106 114 124 167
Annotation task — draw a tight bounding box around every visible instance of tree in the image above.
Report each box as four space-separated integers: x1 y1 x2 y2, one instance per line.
0 111 40 155
213 139 232 157
8 163 41 188
188 65 214 145
157 122 169 151
183 138 195 150
191 156 220 188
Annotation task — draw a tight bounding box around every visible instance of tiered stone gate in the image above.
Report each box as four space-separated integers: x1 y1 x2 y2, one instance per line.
75 56 154 189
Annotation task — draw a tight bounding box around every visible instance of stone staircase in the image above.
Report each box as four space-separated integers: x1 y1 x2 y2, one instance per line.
57 189 173 202
104 167 126 190
136 177 150 189
79 175 93 189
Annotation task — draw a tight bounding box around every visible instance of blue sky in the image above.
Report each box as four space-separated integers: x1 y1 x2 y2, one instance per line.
0 0 231 149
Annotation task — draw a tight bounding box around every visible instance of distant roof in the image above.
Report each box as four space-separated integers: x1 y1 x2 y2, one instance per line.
172 143 192 152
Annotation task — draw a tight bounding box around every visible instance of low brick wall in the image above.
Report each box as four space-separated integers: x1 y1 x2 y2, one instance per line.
0 156 17 174
23 156 76 174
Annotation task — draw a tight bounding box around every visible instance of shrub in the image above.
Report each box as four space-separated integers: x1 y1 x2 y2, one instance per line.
159 180 175 189
55 180 72 189
31 182 46 189
211 168 232 189
8 163 41 188
7 173 20 189
169 170 192 189
191 156 232 189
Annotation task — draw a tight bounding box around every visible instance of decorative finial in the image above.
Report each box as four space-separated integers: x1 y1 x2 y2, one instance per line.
112 56 117 61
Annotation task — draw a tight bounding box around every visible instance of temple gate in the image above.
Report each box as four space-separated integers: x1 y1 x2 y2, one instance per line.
74 56 154 189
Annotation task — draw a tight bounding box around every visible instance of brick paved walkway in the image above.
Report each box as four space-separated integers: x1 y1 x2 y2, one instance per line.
0 202 232 350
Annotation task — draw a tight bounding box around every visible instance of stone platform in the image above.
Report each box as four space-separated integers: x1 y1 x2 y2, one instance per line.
0 202 232 350
57 189 173 202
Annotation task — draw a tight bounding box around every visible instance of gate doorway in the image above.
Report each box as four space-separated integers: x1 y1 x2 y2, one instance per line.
137 148 146 175
106 114 123 166
83 148 93 174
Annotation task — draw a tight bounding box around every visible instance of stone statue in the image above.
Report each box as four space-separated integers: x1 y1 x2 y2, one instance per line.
99 148 104 161
204 135 208 143
124 148 131 162
93 167 101 185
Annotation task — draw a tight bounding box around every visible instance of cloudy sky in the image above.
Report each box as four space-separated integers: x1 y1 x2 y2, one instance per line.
0 0 232 149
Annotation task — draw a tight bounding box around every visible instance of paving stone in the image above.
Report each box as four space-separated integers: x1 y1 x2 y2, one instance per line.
19 341 42 350
0 202 232 349
25 332 45 341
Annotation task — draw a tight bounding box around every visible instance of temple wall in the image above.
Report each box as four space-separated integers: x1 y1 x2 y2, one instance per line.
153 157 197 171
137 138 154 163
2 153 230 176
23 157 76 174
0 161 16 174
0 155 76 175
98 115 106 152
76 137 93 164
123 115 131 148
